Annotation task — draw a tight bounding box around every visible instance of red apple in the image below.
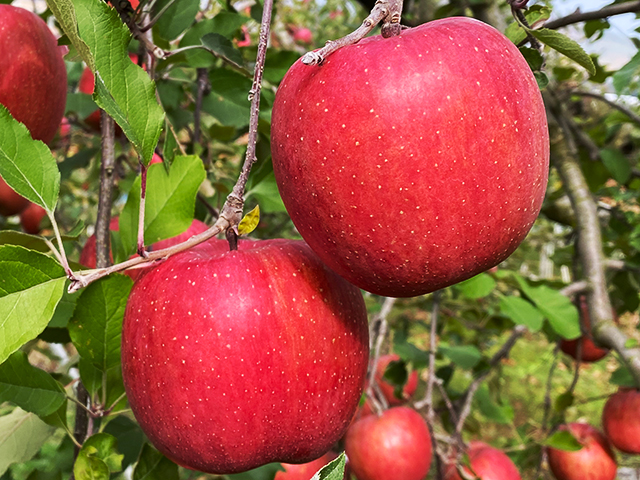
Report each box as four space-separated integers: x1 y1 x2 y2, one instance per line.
602 388 640 454
271 17 549 297
547 423 617 480
121 238 369 473
0 5 67 145
292 27 313 45
374 353 419 405
560 297 610 362
276 451 348 480
0 176 29 217
20 202 47 235
80 217 208 279
444 441 521 480
344 406 432 480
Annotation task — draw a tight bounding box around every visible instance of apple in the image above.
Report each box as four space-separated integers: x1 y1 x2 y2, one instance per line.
559 297 610 362
80 217 208 279
0 177 29 217
546 423 617 480
0 5 67 145
20 202 47 235
271 17 549 297
121 238 369 473
276 451 348 480
292 27 313 45
344 406 432 480
373 353 418 405
602 387 640 454
444 441 521 480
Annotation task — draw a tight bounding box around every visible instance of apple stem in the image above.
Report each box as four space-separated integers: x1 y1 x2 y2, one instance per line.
45 213 74 278
535 344 559 478
226 227 238 251
111 0 165 59
136 161 149 258
301 0 405 66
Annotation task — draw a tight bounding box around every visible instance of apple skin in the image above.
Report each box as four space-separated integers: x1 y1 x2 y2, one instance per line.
374 353 419 405
0 5 67 145
271 17 549 297
559 297 609 362
20 202 47 235
121 238 369 474
547 423 617 480
602 388 640 454
344 406 432 480
276 451 348 480
0 176 29 217
444 441 521 480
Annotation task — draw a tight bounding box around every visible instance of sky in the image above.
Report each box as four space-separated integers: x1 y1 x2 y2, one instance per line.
550 0 640 69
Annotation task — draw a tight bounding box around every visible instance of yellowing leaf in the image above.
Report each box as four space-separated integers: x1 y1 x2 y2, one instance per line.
238 205 260 236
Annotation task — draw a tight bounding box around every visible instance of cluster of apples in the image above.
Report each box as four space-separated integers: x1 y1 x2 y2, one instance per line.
0 5 66 234
1 4 558 478
550 299 640 480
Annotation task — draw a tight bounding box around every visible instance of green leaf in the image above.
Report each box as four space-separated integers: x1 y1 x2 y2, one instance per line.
46 0 94 71
133 444 179 480
0 352 66 417
475 384 514 424
439 345 482 369
119 155 205 254
264 50 301 84
612 51 640 94
201 33 244 68
529 28 596 75
227 464 284 480
0 246 66 364
504 6 551 44
499 296 544 331
0 408 56 476
84 434 123 473
311 453 346 480
103 417 144 470
600 148 631 184
0 105 60 212
55 0 165 164
554 391 574 413
201 68 253 128
178 15 247 68
238 205 260 236
66 92 99 119
544 430 583 452
610 365 636 388
516 277 580 339
68 275 133 374
153 0 199 41
209 12 248 38
455 273 495 299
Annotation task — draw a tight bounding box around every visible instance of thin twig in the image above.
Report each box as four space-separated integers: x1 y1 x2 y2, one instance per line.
572 91 640 127
455 326 527 435
136 163 149 258
366 300 392 415
543 1 640 30
536 345 559 479
301 0 404 66
194 68 209 146
95 111 116 269
138 0 179 32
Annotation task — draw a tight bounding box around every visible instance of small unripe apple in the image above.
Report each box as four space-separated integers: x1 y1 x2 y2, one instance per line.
0 5 67 145
276 451 348 480
122 238 369 474
20 202 47 235
272 17 549 297
602 388 640 454
444 441 521 480
344 406 432 480
559 297 609 363
546 423 617 480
